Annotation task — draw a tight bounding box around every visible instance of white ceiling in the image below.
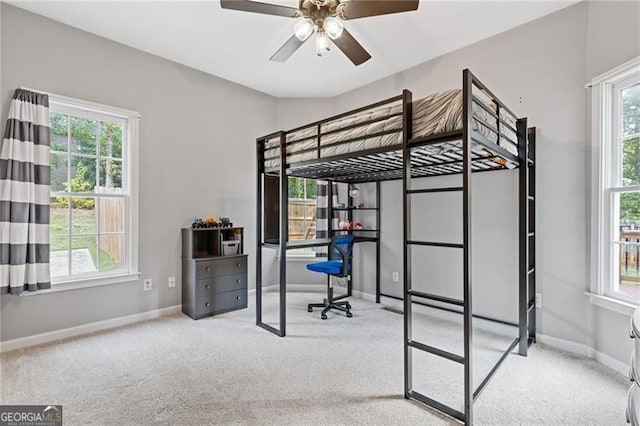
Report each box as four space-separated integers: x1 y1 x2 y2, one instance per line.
10 1 579 98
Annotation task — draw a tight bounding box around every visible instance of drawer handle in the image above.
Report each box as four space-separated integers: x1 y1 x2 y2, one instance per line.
236 279 241 284
205 267 211 272
236 263 240 268
205 284 210 289
205 302 210 307
236 296 241 300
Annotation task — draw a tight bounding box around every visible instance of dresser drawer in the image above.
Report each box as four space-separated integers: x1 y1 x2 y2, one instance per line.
196 289 247 317
195 256 247 279
196 274 247 297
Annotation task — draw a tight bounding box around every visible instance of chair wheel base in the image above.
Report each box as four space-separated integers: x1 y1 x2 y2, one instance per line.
308 298 353 320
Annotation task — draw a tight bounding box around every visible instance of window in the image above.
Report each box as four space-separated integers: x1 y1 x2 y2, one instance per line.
590 56 640 307
288 177 317 241
288 177 317 256
48 95 139 285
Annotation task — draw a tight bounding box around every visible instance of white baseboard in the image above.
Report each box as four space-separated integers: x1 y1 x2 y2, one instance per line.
536 333 628 376
353 289 376 303
0 305 182 353
593 350 629 377
536 334 592 357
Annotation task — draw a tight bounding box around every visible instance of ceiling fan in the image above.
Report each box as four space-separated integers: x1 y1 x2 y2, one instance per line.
220 0 419 66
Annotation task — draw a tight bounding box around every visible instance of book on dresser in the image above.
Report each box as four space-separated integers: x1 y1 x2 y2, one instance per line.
181 227 248 320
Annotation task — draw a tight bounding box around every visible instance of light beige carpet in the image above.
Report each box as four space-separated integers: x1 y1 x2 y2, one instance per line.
0 292 629 425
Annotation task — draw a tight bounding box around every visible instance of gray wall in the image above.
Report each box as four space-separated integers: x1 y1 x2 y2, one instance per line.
0 4 276 341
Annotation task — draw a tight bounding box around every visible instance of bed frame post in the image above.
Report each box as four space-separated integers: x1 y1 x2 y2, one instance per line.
256 137 264 327
375 180 381 303
278 131 288 337
462 68 474 425
402 88 413 400
517 118 530 355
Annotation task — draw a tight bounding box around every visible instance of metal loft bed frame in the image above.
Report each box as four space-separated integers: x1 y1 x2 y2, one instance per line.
255 69 536 425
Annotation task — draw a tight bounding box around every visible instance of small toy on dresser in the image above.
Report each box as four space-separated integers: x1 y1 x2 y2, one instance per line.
191 216 234 229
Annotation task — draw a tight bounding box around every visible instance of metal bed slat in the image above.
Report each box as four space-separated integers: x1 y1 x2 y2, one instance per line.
471 94 518 134
286 156 510 182
472 114 518 148
471 131 519 164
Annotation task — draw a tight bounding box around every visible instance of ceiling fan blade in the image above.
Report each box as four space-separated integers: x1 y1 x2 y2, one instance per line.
331 28 371 66
339 0 419 20
220 0 299 18
270 34 308 62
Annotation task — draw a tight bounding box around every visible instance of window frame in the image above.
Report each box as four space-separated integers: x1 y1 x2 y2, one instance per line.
589 56 640 312
48 93 140 289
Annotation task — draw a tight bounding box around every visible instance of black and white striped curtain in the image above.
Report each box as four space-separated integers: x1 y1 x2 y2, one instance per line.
0 89 51 295
315 181 339 256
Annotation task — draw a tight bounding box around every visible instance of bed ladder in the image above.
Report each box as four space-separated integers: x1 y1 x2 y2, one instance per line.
519 125 537 353
401 77 535 425
401 85 474 424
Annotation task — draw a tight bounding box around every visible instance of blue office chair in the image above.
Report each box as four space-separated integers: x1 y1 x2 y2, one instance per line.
306 235 355 320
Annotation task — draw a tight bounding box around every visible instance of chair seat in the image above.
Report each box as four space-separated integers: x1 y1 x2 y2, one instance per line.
306 260 350 276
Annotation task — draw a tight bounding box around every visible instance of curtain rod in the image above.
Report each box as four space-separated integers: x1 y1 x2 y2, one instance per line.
18 86 141 119
19 86 62 97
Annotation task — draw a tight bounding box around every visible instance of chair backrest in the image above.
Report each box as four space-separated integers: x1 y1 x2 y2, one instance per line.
330 235 355 265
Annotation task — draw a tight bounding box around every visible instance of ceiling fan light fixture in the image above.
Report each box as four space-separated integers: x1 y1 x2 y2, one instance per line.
315 28 330 56
323 16 343 40
293 17 314 41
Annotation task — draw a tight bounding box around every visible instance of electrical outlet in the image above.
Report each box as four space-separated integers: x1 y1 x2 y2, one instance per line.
392 272 399 283
143 279 152 291
168 276 176 288
535 293 542 309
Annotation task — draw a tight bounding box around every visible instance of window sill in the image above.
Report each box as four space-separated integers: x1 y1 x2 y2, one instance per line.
586 292 637 316
21 273 141 297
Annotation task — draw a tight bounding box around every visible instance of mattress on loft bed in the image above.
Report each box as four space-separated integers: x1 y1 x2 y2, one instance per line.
263 89 518 169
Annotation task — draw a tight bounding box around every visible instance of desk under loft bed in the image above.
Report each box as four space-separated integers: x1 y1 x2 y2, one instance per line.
255 69 536 425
